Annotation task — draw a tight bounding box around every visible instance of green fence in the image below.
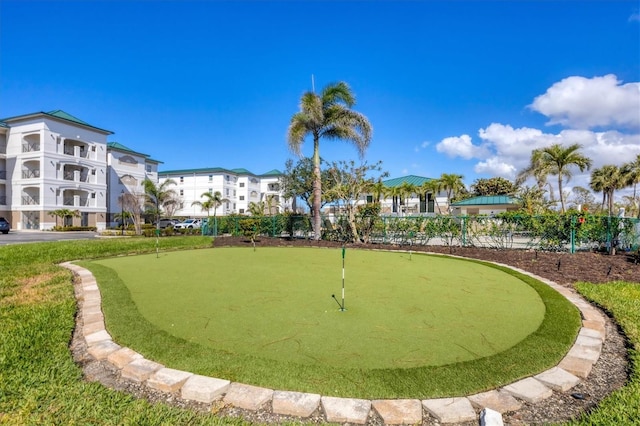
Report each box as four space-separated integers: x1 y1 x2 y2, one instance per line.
200 213 640 254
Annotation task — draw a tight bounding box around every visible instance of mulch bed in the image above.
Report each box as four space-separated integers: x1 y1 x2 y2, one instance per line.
72 236 638 425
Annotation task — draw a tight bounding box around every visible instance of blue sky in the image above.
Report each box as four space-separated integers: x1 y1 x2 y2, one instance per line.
1 0 639 195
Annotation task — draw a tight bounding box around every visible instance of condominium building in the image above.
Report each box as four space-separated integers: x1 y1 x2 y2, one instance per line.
0 110 112 230
158 167 290 217
106 142 161 226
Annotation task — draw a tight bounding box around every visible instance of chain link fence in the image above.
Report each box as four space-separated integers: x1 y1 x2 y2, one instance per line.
200 213 640 254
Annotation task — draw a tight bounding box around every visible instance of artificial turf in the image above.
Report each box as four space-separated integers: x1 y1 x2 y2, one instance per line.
92 247 544 369
83 246 577 398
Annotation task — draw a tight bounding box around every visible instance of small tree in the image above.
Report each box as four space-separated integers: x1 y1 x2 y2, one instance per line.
143 178 178 227
325 160 387 243
120 191 144 235
51 208 80 228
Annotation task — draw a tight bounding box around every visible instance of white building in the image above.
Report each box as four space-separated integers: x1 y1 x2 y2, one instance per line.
158 167 290 217
106 142 162 226
0 110 112 230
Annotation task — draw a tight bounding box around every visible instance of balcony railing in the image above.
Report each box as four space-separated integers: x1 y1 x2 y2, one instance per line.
63 197 93 207
22 142 40 153
63 145 89 158
63 171 89 182
22 169 40 179
22 196 40 205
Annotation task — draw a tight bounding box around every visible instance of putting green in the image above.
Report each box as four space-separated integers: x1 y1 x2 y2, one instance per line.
93 247 544 369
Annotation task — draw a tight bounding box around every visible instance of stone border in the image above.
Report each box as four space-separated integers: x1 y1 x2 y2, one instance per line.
61 259 607 425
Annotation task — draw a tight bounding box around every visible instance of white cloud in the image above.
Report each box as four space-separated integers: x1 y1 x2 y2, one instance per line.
530 74 640 129
414 140 431 152
435 134 488 159
629 12 640 22
474 158 516 176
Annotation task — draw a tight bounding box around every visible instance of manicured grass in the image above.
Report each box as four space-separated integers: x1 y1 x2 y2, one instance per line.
565 281 640 426
90 248 544 369
82 249 580 399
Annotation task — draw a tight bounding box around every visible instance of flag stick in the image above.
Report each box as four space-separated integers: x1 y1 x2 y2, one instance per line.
341 245 346 311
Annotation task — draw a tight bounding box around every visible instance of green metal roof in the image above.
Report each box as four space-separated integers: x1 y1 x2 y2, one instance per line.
0 110 113 134
107 142 163 164
108 142 148 156
451 195 521 206
260 169 283 177
382 175 433 188
0 121 8 128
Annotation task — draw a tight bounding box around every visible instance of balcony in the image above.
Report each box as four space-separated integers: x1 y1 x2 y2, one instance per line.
63 144 90 159
22 142 40 153
22 196 40 205
0 196 6 205
63 170 89 183
63 196 94 207
22 169 41 179
0 143 6 154
0 170 6 180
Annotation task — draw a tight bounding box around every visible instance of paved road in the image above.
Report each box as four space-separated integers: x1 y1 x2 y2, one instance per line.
0 230 100 246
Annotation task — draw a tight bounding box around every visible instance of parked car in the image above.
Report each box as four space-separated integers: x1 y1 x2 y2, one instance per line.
173 218 202 229
0 217 10 234
157 218 180 229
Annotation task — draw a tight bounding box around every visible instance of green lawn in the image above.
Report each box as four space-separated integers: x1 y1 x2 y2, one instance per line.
84 246 578 398
1 237 636 424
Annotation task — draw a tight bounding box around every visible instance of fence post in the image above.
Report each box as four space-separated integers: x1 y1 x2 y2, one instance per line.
607 215 612 255
461 215 467 247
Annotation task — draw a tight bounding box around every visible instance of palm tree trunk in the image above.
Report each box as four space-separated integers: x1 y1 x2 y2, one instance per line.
312 135 322 241
558 176 565 213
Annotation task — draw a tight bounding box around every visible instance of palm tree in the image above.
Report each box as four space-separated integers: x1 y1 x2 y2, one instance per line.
143 178 178 227
191 192 216 219
397 181 417 215
537 144 592 213
516 149 552 191
287 81 373 240
590 165 626 216
369 180 387 204
420 179 444 214
438 173 465 213
622 154 640 218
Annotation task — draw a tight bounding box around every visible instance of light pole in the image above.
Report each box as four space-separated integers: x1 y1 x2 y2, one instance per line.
120 189 125 236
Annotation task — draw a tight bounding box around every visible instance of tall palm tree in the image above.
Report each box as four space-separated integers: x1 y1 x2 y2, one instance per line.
143 178 178 227
287 81 372 240
590 165 625 216
537 144 592 213
369 180 387 204
438 173 465 213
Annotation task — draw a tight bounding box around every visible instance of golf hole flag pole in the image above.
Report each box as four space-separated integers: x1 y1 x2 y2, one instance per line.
341 245 346 311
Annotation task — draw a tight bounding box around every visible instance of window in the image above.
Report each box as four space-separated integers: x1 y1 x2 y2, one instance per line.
226 202 229 209
208 188 213 194
239 196 245 200
239 209 245 214
91 193 96 199
208 175 213 182
239 182 245 187
233 203 236 209
180 189 184 196
146 165 152 172
226 189 229 195
180 176 184 183
91 169 96 175
233 190 236 196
